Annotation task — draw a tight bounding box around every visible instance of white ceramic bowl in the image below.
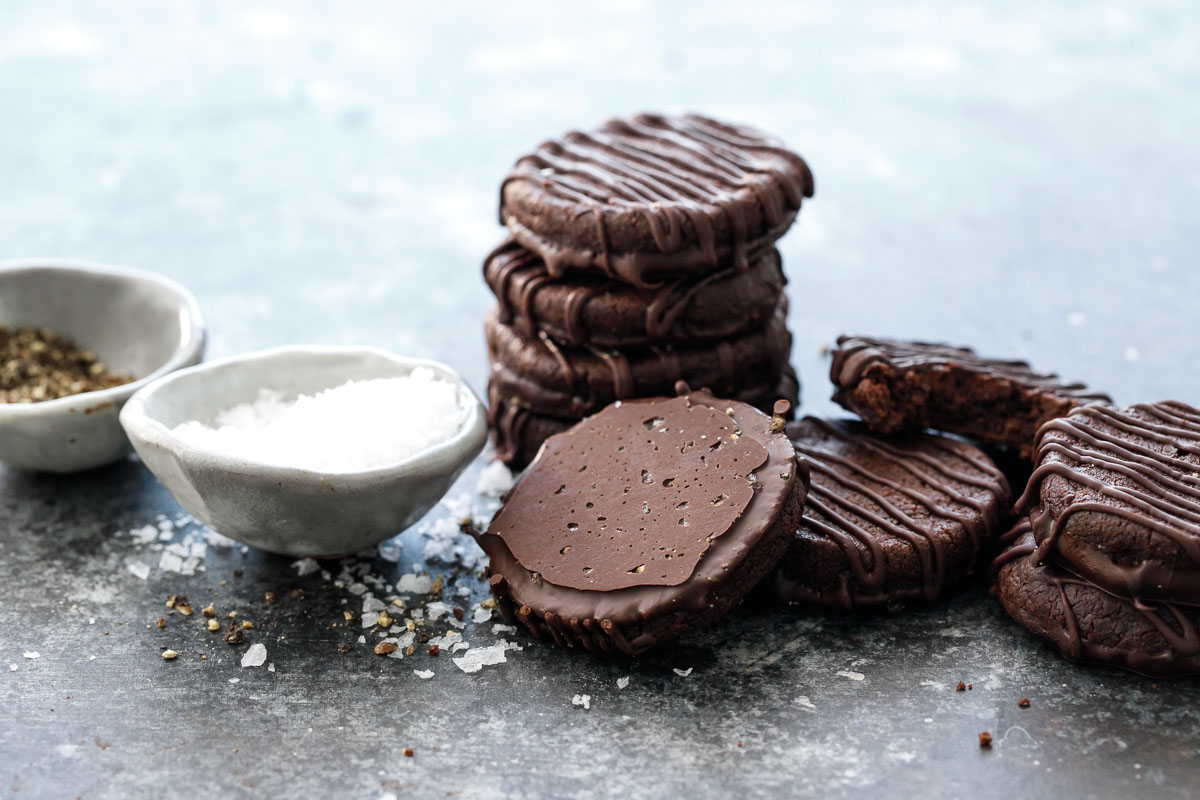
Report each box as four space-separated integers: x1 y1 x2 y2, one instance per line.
0 259 206 473
119 346 488 557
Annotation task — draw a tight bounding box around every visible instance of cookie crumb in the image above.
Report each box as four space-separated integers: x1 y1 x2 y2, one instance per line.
201 605 215 618
155 618 167 629
207 618 220 632
374 642 397 656
978 732 992 748
337 644 352 654
223 620 245 645
403 748 414 757
956 681 966 691
162 650 178 660
264 592 277 605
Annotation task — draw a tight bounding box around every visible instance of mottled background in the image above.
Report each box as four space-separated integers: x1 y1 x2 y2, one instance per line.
1 2 1198 798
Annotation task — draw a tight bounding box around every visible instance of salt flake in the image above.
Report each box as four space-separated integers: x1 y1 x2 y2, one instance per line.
452 640 519 674
22 652 40 660
414 669 435 679
126 560 150 580
673 667 692 678
617 677 629 689
241 643 267 668
572 694 591 710
293 558 320 576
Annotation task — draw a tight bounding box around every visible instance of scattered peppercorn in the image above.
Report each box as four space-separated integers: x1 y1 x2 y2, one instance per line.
955 681 966 691
403 748 414 757
978 732 993 749
223 620 245 645
1018 698 1031 709
428 645 440 657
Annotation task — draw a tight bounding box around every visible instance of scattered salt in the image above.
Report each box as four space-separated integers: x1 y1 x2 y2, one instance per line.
22 652 39 660
414 669 435 679
572 694 591 710
241 643 267 668
475 461 514 497
472 605 492 624
9 664 16 672
617 677 629 689
267 663 276 672
293 558 320 577
396 574 432 594
452 640 519 674
126 561 150 580
837 670 865 681
673 667 693 678
228 678 240 684
170 370 470 472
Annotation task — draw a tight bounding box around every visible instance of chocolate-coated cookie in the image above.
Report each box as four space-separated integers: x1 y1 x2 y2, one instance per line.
1017 401 1200 606
830 335 1110 456
487 367 801 470
764 417 1011 610
500 112 814 287
476 390 807 655
993 522 1200 677
486 299 792 421
483 239 785 348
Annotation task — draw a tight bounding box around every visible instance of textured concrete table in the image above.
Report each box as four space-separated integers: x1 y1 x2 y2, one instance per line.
2 2 1198 797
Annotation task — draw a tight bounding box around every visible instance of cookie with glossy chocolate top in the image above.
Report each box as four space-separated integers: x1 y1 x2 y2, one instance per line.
486 299 791 421
830 335 1110 456
476 390 806 655
993 522 1200 677
487 367 801 469
764 417 1010 611
483 239 786 348
1016 401 1200 606
500 112 814 287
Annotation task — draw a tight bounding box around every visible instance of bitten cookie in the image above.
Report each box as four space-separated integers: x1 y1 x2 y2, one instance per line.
993 521 1200 678
1017 401 1200 606
830 335 1110 456
764 417 1011 610
499 112 814 287
487 367 801 470
486 300 792 421
476 390 807 655
483 239 785 348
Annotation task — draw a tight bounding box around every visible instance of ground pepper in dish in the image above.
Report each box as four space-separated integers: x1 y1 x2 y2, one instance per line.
0 325 132 403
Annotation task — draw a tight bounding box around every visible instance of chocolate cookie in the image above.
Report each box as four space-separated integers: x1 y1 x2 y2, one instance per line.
993 522 1200 677
476 389 807 655
483 239 786 348
486 299 792 421
764 417 1011 610
499 112 814 287
487 367 801 469
830 335 1110 456
1016 401 1200 606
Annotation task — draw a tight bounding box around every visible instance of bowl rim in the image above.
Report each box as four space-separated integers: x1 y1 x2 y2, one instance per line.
0 258 207 416
119 344 488 482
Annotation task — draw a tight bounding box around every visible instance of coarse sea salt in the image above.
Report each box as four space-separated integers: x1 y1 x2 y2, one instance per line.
170 369 469 472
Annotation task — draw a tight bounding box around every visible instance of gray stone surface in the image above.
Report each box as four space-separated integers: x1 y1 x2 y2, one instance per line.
2 1 1199 797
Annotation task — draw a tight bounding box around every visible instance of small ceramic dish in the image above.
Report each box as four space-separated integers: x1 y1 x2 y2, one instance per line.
0 259 206 473
119 346 488 557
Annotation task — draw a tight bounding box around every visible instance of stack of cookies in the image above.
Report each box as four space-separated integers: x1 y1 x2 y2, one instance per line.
482 112 815 468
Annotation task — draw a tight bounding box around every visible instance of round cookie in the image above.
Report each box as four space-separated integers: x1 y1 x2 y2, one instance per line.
485 299 792 421
993 521 1200 678
487 367 801 470
483 239 786 348
830 335 1110 457
499 112 814 287
1016 401 1200 606
475 389 807 655
764 417 1011 611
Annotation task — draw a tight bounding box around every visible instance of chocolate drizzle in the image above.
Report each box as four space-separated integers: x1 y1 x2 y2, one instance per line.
772 417 1009 609
500 113 813 286
993 522 1200 677
485 301 791 420
832 335 1111 402
1015 401 1200 605
483 239 785 347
